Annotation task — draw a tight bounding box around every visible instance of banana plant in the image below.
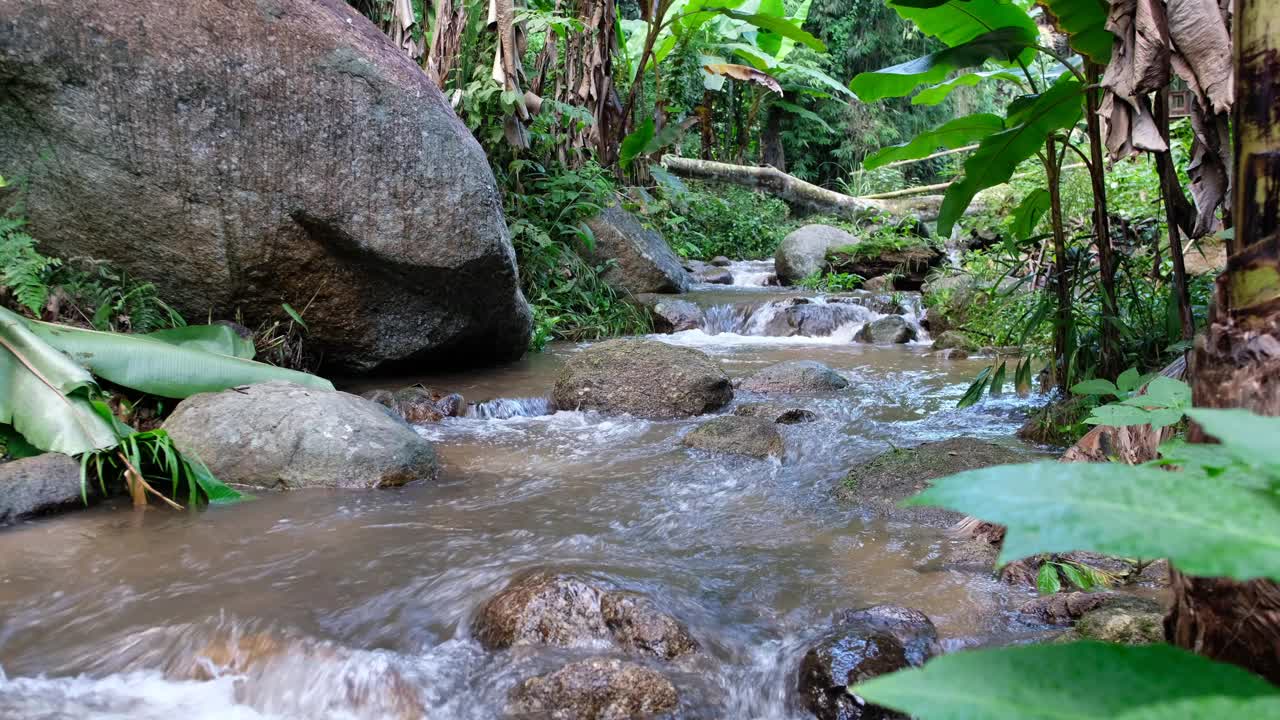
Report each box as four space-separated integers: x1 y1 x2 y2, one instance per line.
0 306 333 506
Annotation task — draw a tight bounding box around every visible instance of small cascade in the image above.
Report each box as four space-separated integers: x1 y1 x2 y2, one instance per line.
724 259 777 287
466 397 555 419
701 304 750 335
689 293 928 342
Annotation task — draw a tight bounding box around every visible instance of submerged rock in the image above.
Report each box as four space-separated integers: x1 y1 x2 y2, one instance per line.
710 256 733 267
682 416 785 458
734 403 818 424
171 626 426 720
507 658 678 720
635 296 704 333
696 266 735 285
854 316 916 344
164 381 439 490
775 225 858 285
740 360 849 393
583 207 691 294
472 572 698 660
0 0 530 372
837 437 1029 527
361 386 464 423
797 605 938 720
553 339 732 419
0 453 99 524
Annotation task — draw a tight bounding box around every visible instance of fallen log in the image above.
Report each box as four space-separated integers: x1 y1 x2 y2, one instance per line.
660 155 940 222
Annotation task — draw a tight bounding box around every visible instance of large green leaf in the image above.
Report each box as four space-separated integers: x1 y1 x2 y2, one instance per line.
1188 408 1280 471
888 0 1037 54
863 114 1003 170
144 324 255 359
851 27 1035 102
0 307 118 456
937 77 1083 236
1115 696 1280 720
619 119 655 170
912 68 1025 106
779 62 858 98
853 642 1280 720
906 461 1280 580
706 7 826 51
1037 0 1112 63
26 320 334 399
1010 187 1050 238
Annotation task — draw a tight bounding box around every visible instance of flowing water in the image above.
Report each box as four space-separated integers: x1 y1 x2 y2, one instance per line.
0 274 1052 719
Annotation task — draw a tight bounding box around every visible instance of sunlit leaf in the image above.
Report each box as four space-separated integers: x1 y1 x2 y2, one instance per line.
887 0 1038 56
703 63 783 93
937 77 1083 236
853 643 1279 720
912 69 1024 106
907 461 1280 580
863 114 1003 170
851 27 1036 102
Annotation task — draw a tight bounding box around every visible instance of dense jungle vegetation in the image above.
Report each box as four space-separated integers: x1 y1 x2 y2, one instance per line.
2 0 1277 715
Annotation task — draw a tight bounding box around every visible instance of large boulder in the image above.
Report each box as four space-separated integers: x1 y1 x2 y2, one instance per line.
837 437 1029 526
853 316 917 344
681 416 785 458
507 658 679 720
0 0 530 372
471 572 699 661
553 339 732 419
163 381 438 489
0 453 99 524
797 605 939 720
583 206 691 294
775 225 858 285
741 361 849 393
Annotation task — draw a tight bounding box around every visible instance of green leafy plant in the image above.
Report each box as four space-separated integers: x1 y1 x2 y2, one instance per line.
1072 372 1191 428
1035 557 1115 595
847 406 1280 718
798 271 864 292
0 217 60 316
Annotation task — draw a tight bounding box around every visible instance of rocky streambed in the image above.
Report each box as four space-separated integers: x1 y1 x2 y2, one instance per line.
0 283 1165 719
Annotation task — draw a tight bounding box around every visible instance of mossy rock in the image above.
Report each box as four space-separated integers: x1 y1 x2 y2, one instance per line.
837 437 1030 526
682 415 784 458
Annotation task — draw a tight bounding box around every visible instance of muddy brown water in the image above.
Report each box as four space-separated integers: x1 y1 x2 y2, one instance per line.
0 282 1053 719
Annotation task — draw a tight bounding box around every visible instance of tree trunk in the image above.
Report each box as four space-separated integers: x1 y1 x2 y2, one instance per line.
1155 88 1197 339
761 105 786 172
1046 137 1074 393
1165 0 1280 683
1085 63 1122 379
660 156 951 222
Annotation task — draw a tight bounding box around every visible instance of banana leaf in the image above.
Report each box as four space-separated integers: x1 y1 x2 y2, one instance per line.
863 113 1004 170
25 319 333 399
0 307 119 456
144 324 255 359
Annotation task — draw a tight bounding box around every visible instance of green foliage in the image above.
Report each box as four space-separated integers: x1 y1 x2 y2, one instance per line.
1036 558 1113 594
853 643 1280 720
1037 0 1112 63
649 180 793 259
908 411 1280 579
849 26 1036 102
797 271 864 291
81 428 242 507
0 217 60 315
938 77 1085 236
501 160 651 346
862 113 1004 170
1072 373 1191 428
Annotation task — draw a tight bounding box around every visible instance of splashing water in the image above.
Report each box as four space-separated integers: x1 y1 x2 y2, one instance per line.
465 397 555 420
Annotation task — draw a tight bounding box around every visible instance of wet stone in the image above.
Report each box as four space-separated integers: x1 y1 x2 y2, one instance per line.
681 416 785 459
507 658 678 720
854 316 916 344
797 605 937 720
471 572 698 661
741 360 849 393
734 403 819 424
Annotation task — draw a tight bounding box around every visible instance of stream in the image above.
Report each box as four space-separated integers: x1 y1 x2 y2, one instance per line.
0 261 1051 719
